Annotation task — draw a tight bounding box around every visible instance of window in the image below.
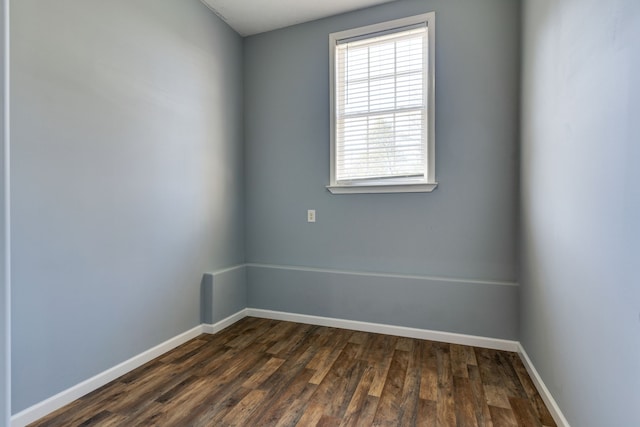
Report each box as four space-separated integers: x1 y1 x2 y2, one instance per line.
328 13 436 194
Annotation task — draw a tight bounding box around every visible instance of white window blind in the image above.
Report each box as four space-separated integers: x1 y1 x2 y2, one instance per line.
335 24 428 183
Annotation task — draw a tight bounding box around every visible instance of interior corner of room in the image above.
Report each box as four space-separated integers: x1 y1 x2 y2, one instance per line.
1 0 639 426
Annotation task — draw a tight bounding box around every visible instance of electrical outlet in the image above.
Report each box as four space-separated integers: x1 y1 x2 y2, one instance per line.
307 209 316 223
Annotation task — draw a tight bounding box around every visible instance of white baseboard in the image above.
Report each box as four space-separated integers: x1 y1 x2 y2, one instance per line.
10 309 566 427
202 309 248 334
246 308 519 352
10 325 205 427
517 344 570 427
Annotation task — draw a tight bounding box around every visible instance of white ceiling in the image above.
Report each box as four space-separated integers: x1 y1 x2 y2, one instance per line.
200 0 397 36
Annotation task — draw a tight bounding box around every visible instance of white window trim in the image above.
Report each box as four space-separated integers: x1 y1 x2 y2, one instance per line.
327 12 437 195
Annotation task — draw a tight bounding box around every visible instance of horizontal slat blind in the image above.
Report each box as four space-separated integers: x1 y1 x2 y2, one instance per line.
335 25 427 182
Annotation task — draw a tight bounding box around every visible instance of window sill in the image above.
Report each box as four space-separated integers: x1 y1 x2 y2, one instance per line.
326 182 438 194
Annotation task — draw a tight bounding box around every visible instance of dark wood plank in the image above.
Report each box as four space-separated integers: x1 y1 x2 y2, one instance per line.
419 340 438 402
241 356 286 389
220 389 268 426
436 343 457 427
339 365 376 427
241 331 324 426
272 386 319 427
317 414 342 426
416 398 437 427
311 343 366 419
398 339 422 426
266 322 315 357
252 368 316 426
371 349 409 425
509 397 543 427
367 334 398 398
468 364 494 427
295 403 324 426
507 353 556 427
451 344 470 378
489 405 518 427
454 376 479 427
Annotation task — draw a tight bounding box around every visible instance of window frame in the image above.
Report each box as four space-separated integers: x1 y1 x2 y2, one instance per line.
327 12 437 194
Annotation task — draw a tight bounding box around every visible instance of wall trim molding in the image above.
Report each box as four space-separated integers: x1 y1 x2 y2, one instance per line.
246 308 519 352
202 309 248 334
246 262 519 287
517 343 571 427
10 325 204 427
205 264 246 276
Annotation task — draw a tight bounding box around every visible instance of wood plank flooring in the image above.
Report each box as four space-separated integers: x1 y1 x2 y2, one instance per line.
30 317 556 427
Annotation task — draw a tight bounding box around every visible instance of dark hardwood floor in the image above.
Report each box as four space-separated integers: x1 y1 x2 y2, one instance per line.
30 317 556 426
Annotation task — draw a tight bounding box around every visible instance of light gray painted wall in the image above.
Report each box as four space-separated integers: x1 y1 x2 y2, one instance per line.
11 0 243 413
520 1 640 426
244 0 521 282
243 0 521 337
0 0 8 424
201 267 247 325
247 265 519 339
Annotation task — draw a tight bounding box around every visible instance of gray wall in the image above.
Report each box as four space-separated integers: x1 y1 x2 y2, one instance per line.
1 0 8 424
520 1 640 426
244 0 521 337
248 265 519 339
201 266 247 325
11 0 243 413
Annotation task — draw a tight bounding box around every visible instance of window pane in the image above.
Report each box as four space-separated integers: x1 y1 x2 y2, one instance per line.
396 37 423 73
369 42 395 77
396 72 423 108
369 77 395 112
343 80 368 115
337 110 425 181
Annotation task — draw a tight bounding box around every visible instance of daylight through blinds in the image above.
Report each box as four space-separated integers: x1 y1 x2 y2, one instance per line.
335 25 427 182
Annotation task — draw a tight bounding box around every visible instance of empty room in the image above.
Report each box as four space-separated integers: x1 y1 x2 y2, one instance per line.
0 0 638 426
